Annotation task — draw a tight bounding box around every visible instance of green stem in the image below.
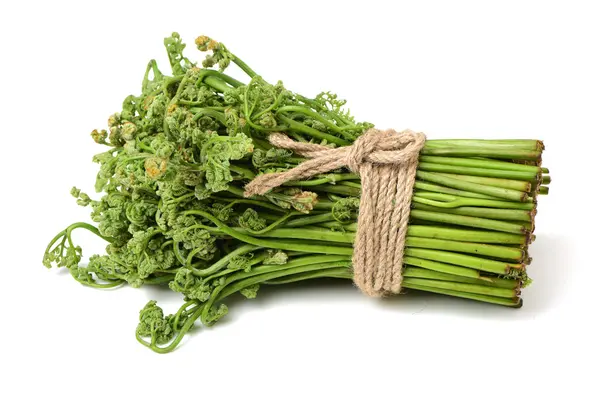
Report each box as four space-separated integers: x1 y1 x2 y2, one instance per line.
435 172 532 192
242 212 300 234
424 139 542 151
420 146 541 160
199 252 269 284
191 108 227 124
402 283 521 307
229 165 256 180
410 209 529 234
137 304 204 354
316 223 529 245
263 267 353 284
402 256 481 279
402 267 520 289
285 213 339 228
189 244 260 277
418 162 538 182
311 184 361 197
313 200 336 210
407 225 528 244
284 173 359 187
404 248 523 274
413 181 498 200
403 277 518 298
231 56 258 78
412 203 532 222
419 155 541 173
201 256 351 325
297 94 353 126
277 115 350 146
196 69 244 88
203 76 232 93
339 181 361 189
244 227 354 244
416 171 529 202
182 210 353 255
405 237 524 261
277 106 357 140
44 222 113 265
412 192 535 210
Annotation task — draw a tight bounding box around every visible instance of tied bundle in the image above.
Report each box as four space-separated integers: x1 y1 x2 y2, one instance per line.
44 33 550 353
244 129 427 296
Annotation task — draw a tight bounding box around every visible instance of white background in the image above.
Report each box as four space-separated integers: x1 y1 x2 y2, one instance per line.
1 1 598 399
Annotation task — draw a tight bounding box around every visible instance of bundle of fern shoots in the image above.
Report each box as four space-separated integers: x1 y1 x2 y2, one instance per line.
44 33 550 352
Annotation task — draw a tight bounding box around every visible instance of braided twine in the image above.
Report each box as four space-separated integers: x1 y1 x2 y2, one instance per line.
244 129 426 296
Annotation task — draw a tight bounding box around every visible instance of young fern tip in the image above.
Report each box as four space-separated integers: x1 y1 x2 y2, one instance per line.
43 32 551 353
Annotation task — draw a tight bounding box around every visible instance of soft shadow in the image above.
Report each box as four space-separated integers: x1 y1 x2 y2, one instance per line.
517 233 571 313
139 278 359 351
55 267 71 276
377 232 570 319
142 282 183 304
139 232 571 347
227 277 357 309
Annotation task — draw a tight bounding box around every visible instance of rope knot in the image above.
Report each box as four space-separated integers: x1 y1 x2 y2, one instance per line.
345 129 379 173
346 129 426 173
244 128 427 297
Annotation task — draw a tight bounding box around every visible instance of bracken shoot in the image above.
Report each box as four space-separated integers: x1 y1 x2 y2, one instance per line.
44 33 550 353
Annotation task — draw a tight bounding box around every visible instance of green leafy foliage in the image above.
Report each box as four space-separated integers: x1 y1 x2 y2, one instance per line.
238 208 267 231
240 284 260 299
43 32 369 352
201 133 254 192
136 301 175 345
332 197 360 222
264 250 288 265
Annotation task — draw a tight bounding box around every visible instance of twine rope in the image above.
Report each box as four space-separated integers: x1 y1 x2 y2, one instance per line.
244 128 426 296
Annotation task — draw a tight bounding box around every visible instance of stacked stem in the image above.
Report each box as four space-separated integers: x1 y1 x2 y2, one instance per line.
190 140 546 309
